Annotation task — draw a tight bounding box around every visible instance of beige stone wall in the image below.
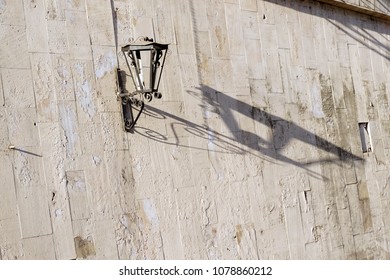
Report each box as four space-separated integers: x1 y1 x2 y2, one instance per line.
0 0 390 259
320 0 390 18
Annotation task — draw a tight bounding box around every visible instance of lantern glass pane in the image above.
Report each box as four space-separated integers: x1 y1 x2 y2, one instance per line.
140 50 151 92
152 49 166 92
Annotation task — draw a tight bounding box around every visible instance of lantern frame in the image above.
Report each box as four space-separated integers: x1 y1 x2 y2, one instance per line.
117 37 169 132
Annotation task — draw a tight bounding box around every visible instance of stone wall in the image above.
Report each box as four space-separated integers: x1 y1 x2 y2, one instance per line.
0 0 390 259
320 0 390 18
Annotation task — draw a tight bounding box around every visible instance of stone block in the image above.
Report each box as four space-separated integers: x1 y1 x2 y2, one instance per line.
284 203 306 259
45 0 65 20
66 170 90 220
245 39 266 80
0 108 9 150
167 139 194 189
225 3 245 55
78 121 105 155
157 190 184 259
51 54 76 101
348 44 368 122
353 232 388 259
65 10 92 60
100 112 129 151
235 223 259 259
178 54 199 88
259 0 276 25
21 235 56 259
49 195 76 259
0 0 25 25
239 0 257 11
194 31 215 86
213 58 234 92
7 113 39 162
7 108 39 146
0 155 17 220
83 161 113 220
206 0 229 58
58 101 81 158
103 150 135 214
70 60 98 123
133 17 155 44
329 62 347 109
30 53 58 122
231 55 249 92
92 219 118 259
47 20 68 54
12 145 43 188
132 139 159 200
0 218 21 246
23 0 49 52
111 1 135 45
17 187 52 238
249 79 268 108
171 0 195 54
92 45 117 97
66 0 86 11
133 198 165 259
256 224 289 259
0 73 3 106
175 187 207 259
264 50 283 93
188 0 208 32
346 184 365 235
153 0 176 43
2 68 35 108
240 11 261 40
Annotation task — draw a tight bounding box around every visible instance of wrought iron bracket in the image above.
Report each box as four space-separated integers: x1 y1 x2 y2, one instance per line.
116 68 141 132
117 68 162 132
120 95 144 132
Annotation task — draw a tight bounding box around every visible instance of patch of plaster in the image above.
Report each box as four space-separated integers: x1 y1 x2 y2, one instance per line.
92 155 101 166
56 64 71 89
59 104 77 157
135 160 142 172
311 81 325 118
17 154 32 187
55 208 64 217
80 80 95 117
74 63 96 118
207 131 224 181
95 51 117 79
142 199 159 228
0 0 7 13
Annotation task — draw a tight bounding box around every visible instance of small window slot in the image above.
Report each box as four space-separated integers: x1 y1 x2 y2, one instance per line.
358 122 372 153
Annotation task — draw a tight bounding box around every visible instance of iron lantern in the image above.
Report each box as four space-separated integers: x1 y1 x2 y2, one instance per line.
117 37 168 131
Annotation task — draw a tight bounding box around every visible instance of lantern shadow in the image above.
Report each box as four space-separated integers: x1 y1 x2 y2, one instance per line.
134 85 363 180
135 105 256 156
193 85 363 165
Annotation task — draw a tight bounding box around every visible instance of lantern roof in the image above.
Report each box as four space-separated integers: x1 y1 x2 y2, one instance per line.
122 41 169 52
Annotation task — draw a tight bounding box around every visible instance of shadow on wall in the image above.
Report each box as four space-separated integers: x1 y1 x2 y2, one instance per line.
264 0 390 61
134 84 362 179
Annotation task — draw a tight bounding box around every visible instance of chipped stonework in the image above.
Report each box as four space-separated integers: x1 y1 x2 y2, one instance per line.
0 0 390 260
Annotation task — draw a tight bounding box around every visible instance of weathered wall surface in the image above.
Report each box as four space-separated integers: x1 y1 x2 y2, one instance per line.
0 0 390 259
320 0 390 18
